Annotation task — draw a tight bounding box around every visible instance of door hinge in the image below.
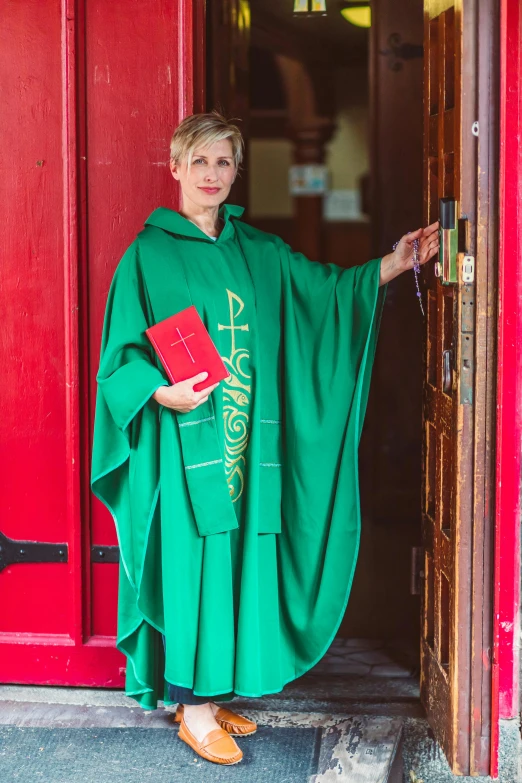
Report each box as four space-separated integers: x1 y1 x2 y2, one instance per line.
91 545 120 563
0 530 68 572
0 529 120 571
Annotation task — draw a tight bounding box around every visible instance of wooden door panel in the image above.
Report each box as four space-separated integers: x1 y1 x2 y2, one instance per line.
0 0 205 686
421 0 497 775
422 1 467 769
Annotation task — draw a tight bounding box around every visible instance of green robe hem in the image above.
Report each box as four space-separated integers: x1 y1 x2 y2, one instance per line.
91 205 386 708
118 266 383 706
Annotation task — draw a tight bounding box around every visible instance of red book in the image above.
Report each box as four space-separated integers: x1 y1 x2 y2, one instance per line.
145 305 230 392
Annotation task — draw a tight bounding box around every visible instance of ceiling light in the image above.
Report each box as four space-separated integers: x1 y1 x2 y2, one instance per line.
340 3 371 27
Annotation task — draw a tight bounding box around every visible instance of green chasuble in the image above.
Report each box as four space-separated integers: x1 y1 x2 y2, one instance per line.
91 203 386 708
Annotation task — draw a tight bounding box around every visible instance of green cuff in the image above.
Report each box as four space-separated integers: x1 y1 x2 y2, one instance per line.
99 359 168 430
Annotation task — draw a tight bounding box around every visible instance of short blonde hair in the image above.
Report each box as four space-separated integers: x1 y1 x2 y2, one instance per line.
170 111 244 169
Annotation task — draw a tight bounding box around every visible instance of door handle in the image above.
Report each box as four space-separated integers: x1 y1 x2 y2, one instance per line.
443 349 453 394
439 198 458 284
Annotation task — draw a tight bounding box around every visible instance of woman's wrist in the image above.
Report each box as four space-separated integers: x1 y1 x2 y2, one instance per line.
153 384 170 405
379 252 400 286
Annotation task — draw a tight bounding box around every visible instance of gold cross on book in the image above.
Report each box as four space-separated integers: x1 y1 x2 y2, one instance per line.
171 327 196 363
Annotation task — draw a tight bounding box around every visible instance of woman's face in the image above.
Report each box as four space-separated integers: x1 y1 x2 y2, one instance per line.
170 138 236 210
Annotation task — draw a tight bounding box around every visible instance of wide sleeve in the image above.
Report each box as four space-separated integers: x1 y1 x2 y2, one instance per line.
95 243 169 429
276 241 387 678
90 241 168 590
279 243 386 442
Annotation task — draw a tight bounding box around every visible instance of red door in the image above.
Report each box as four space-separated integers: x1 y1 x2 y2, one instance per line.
0 0 204 686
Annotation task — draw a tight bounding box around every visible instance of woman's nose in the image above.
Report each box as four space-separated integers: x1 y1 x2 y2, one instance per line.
205 167 219 181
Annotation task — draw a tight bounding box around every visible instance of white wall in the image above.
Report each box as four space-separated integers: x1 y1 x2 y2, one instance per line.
249 64 369 218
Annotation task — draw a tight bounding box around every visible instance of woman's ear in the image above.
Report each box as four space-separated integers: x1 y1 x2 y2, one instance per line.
169 158 180 181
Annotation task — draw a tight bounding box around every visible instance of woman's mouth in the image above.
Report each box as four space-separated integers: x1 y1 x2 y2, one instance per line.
199 187 220 195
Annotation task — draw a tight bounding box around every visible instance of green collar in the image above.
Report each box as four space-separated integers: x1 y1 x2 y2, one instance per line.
144 203 245 242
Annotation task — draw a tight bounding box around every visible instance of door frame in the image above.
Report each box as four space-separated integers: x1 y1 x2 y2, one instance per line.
492 0 522 774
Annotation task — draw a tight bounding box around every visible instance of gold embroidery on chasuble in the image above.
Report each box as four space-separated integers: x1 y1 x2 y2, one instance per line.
218 289 251 503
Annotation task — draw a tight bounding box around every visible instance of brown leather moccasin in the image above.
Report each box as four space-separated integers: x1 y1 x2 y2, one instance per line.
177 715 243 765
175 703 257 737
213 705 258 736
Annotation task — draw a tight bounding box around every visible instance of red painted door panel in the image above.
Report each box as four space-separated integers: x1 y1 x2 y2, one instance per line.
0 1 71 640
0 0 204 686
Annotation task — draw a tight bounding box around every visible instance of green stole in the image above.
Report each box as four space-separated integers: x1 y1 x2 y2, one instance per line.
138 218 283 536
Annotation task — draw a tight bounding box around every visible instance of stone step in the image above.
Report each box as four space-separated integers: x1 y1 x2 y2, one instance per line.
310 716 403 783
0 693 404 782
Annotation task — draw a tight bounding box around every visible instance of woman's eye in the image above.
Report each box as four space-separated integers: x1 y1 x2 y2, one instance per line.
192 158 230 166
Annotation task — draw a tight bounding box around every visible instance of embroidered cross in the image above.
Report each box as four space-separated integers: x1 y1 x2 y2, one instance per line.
171 327 196 363
218 289 249 355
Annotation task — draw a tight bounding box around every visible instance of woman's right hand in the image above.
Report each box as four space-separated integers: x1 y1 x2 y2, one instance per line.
152 372 220 413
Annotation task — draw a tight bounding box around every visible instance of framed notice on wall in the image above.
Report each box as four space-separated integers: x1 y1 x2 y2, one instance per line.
289 165 329 195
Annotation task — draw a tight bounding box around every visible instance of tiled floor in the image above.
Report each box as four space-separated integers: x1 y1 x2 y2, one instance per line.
310 637 419 678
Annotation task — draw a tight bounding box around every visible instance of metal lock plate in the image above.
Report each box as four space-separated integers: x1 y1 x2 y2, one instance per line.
462 255 475 283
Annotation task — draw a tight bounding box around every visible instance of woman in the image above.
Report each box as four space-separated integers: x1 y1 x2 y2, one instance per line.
91 111 439 766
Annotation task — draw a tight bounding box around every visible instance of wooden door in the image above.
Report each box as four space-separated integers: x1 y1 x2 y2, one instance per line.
0 0 204 687
421 0 498 775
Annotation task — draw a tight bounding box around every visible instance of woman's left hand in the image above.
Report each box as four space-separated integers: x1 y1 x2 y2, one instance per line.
379 220 440 286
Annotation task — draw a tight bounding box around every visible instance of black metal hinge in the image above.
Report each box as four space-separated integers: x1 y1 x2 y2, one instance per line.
0 530 68 573
91 545 119 563
0 530 120 571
